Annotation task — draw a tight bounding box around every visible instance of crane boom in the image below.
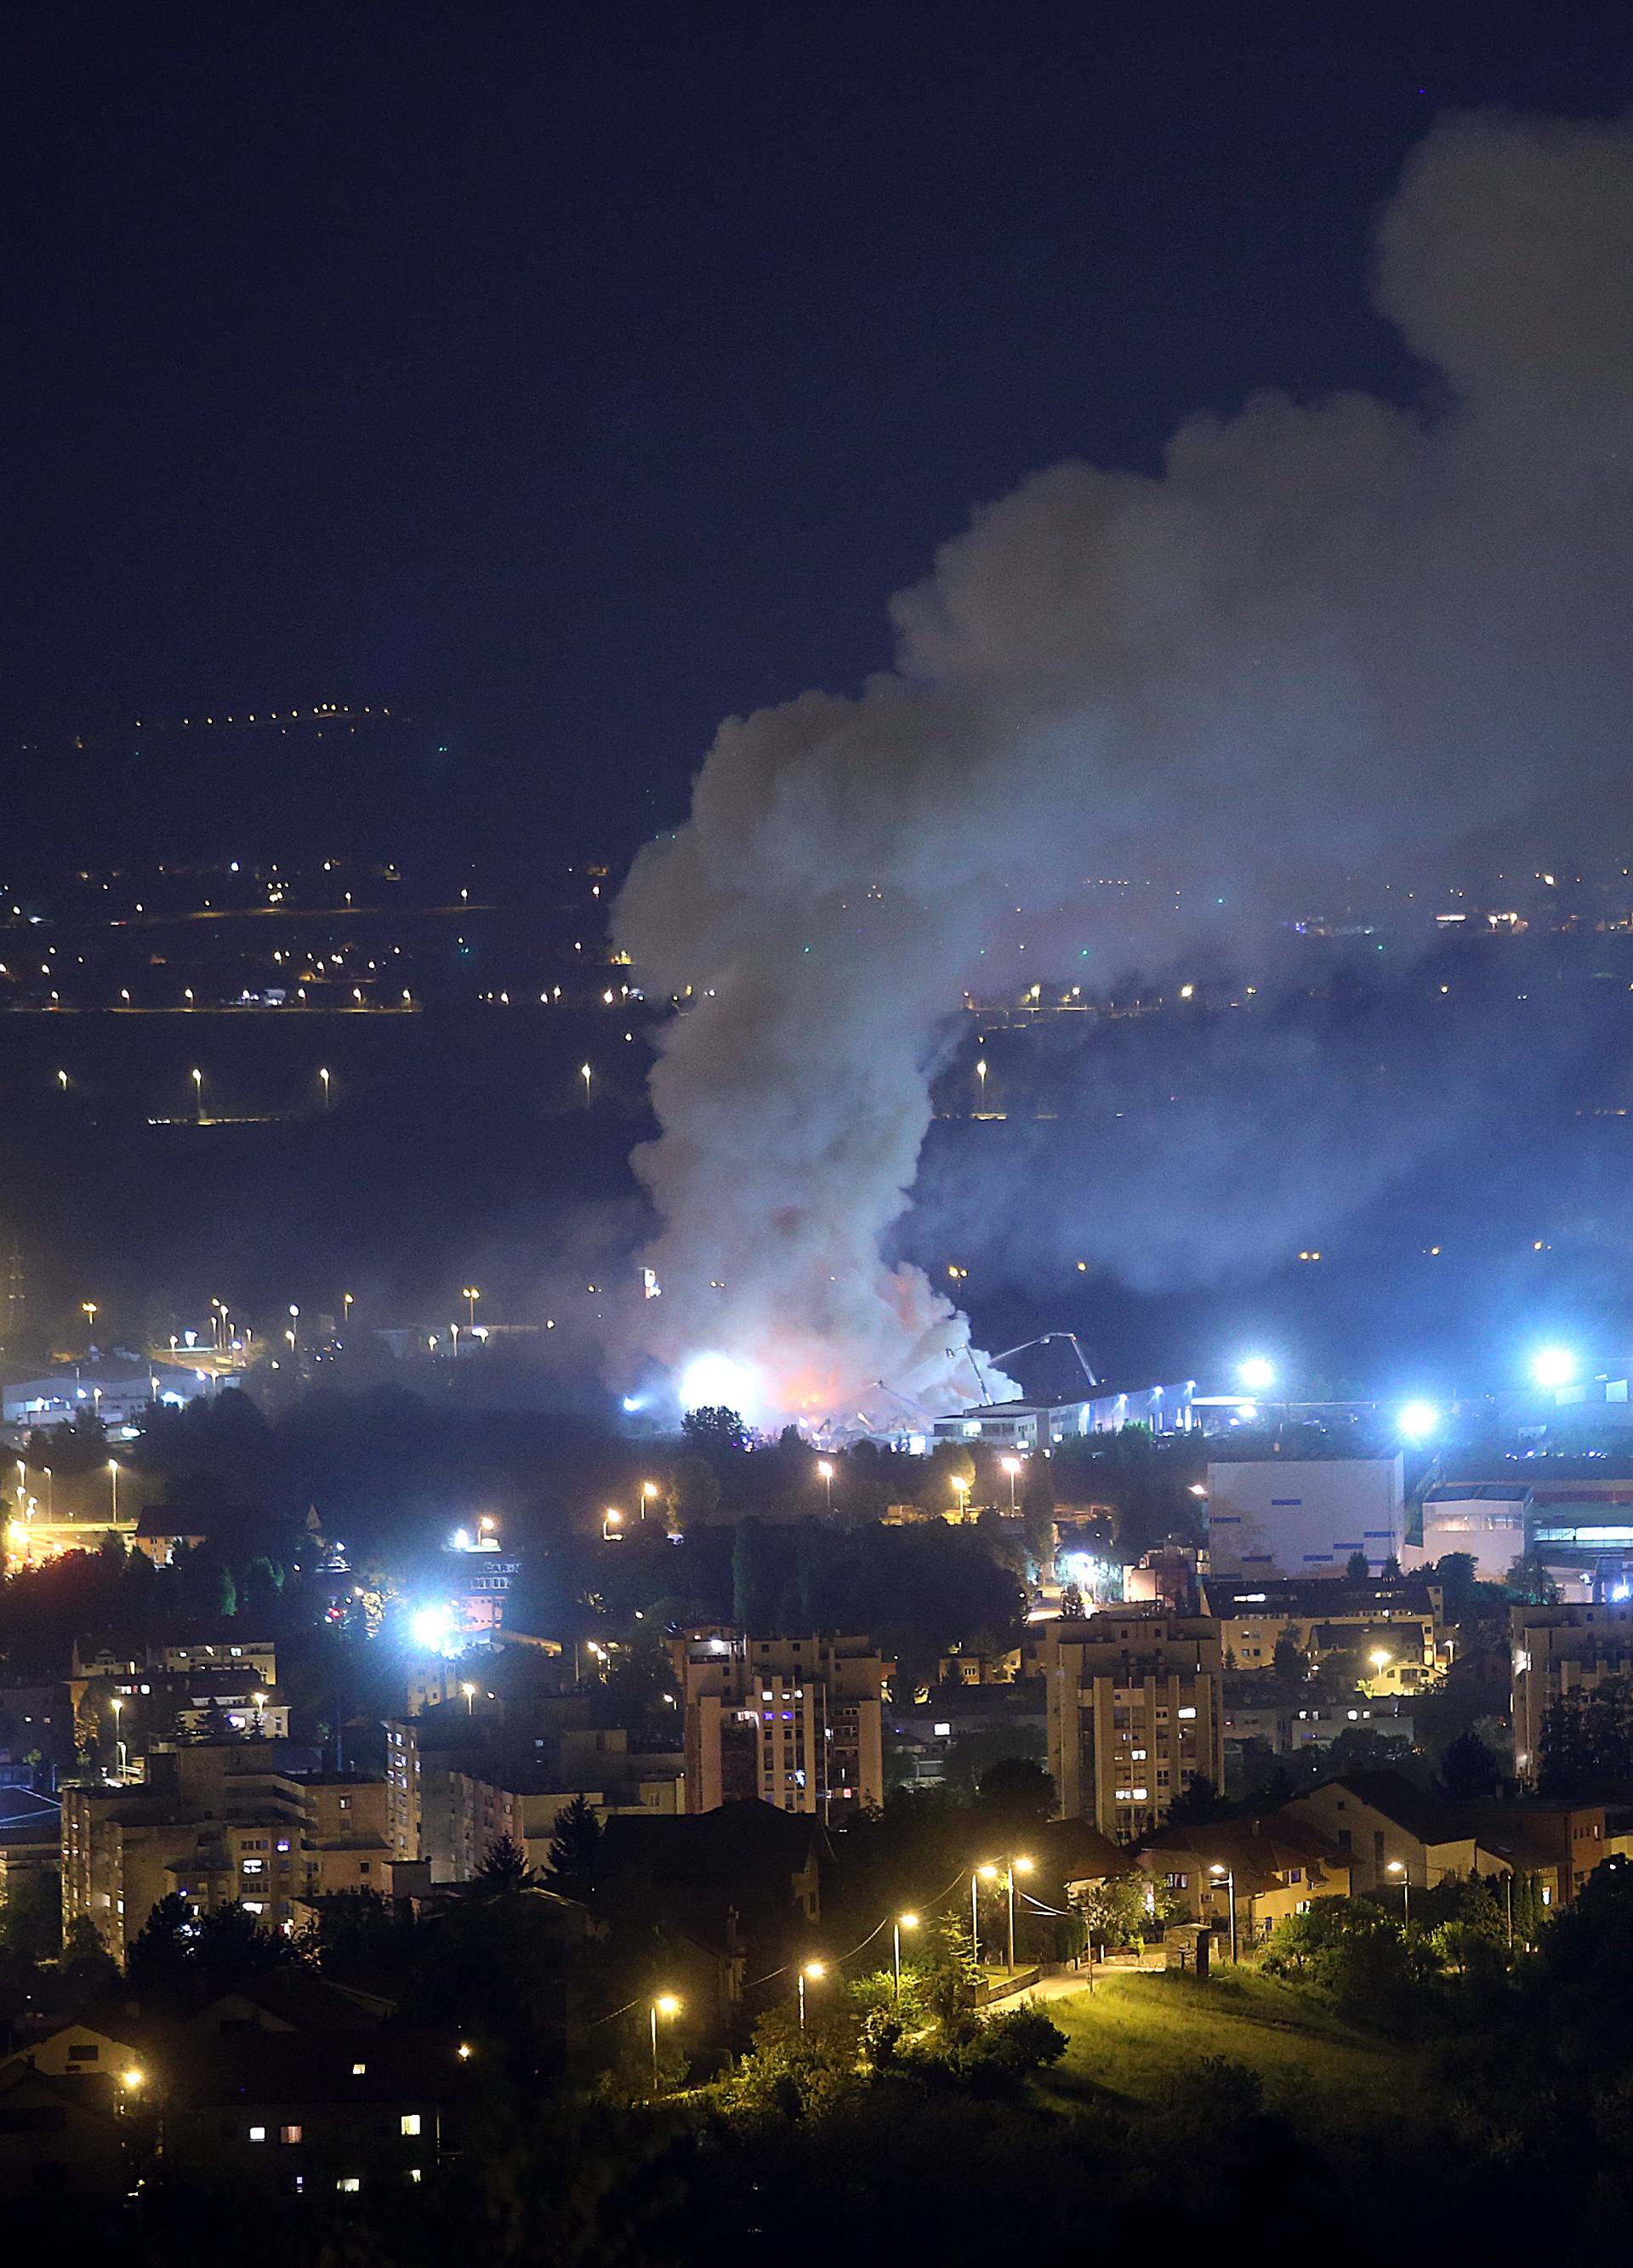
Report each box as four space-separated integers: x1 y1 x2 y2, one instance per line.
988 1331 1100 1391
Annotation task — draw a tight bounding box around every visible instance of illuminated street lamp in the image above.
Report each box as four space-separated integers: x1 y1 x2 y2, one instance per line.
602 1507 624 1541
1000 1454 1023 1511
108 1460 121 1520
951 1473 970 1517
976 1857 1033 1970
649 1993 680 2090
797 1960 825 2031
463 1286 481 1329
110 1695 127 1782
191 1067 203 1118
580 1063 593 1106
287 1304 299 1352
892 1912 919 2000
82 1300 97 1350
1385 1858 1413 1928
640 1480 660 1521
975 1057 987 1105
1209 1863 1238 1962
41 1467 52 1518
461 1680 477 1717
816 1458 834 1513
319 1066 332 1110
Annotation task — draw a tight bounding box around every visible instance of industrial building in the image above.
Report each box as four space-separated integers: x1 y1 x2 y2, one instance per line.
932 1380 1201 1449
1043 1610 1226 1842
1205 1455 1405 1579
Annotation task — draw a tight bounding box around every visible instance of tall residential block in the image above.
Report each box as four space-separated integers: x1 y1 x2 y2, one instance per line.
669 1628 884 1817
1511 1601 1633 1781
1044 1612 1225 1842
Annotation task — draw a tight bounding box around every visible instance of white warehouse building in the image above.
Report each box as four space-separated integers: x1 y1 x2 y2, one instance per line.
1205 1456 1406 1580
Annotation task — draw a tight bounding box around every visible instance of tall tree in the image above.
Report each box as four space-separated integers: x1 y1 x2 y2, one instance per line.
544 1794 601 1897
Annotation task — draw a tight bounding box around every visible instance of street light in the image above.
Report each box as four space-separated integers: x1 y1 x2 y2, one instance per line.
343 1291 354 1325
108 1460 121 1520
1209 1863 1238 1962
951 1473 970 1517
41 1467 52 1518
892 1912 919 2000
191 1067 203 1118
580 1063 593 1106
975 1057 987 1104
1000 1454 1022 1511
461 1680 476 1717
287 1304 299 1351
603 1507 624 1541
649 1992 680 2089
319 1067 331 1110
1238 1357 1275 1394
797 1960 826 2031
816 1458 834 1513
640 1480 660 1521
463 1286 481 1329
1386 1859 1411 1928
976 1858 1033 1971
110 1695 127 1782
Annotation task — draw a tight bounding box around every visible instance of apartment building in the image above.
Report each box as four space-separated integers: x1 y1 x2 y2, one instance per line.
1044 1612 1226 1841
1200 1575 1448 1695
668 1628 885 1817
61 1747 395 1955
1511 1600 1633 1780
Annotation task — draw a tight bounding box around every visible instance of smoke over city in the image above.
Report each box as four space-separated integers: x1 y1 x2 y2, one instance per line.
613 111 1633 1427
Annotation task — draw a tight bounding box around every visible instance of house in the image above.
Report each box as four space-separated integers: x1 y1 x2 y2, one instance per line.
151 2029 473 2197
1137 1814 1351 1944
0 2063 129 2201
1278 1770 1496 1893
128 1507 210 1566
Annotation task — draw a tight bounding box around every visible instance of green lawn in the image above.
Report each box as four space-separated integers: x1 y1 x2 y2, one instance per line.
1036 1969 1418 2137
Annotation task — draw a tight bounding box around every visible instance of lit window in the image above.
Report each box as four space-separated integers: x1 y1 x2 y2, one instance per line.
280 2124 302 2144
249 2125 267 2143
401 2113 422 2136
352 2062 367 2077
1177 1707 1197 1720
407 2168 423 2184
337 2176 361 2193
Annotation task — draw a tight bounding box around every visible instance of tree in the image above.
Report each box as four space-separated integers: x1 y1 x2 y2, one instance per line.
1345 1551 1369 1581
918 1910 982 2037
544 1793 601 1896
468 1832 536 1897
731 1514 779 1627
1539 1674 1633 1795
1164 1773 1229 1826
669 1454 722 1525
1076 1872 1150 1952
127 1891 196 2000
0 1866 60 1963
681 1405 749 1454
1272 1629 1308 1687
1505 1550 1561 1607
194 1900 290 1996
973 1758 1055 1845
1438 1726 1505 1801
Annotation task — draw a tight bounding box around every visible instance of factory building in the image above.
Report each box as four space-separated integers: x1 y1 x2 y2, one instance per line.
1205 1455 1405 1580
668 1627 884 1819
932 1380 1201 1450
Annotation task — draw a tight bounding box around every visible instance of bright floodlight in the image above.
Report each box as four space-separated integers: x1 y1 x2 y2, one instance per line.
1532 1346 1577 1391
1398 1400 1439 1441
410 1604 456 1654
680 1351 755 1414
1238 1356 1276 1393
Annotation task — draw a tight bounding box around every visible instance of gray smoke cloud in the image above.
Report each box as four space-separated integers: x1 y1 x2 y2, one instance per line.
613 111 1633 1427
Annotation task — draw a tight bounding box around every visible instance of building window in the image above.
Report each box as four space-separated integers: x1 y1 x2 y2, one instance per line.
337 2177 361 2193
249 2126 268 2143
352 2062 367 2077
280 2124 303 2144
400 2112 424 2139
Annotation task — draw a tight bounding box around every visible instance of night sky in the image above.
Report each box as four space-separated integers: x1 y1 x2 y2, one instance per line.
6 3 1631 858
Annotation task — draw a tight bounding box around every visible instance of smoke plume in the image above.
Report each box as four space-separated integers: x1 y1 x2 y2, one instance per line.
613 112 1633 1427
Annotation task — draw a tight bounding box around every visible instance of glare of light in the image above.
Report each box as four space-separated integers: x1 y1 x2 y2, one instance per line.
816 1459 834 1479
898 1911 919 1929
122 2067 144 2089
1369 1650 1391 1672
1187 1483 1207 1498
1531 1346 1577 1390
654 1993 680 2017
1398 1400 1439 1441
621 1395 644 1413
1000 1456 1022 1475
802 1961 826 1980
680 1351 756 1414
409 1604 457 1654
1238 1356 1276 1393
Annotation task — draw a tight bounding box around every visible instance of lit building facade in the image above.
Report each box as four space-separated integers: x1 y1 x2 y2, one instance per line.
669 1628 884 1817
1044 1612 1225 1842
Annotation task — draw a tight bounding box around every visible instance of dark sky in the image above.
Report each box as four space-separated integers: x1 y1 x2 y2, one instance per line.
5 1 1630 857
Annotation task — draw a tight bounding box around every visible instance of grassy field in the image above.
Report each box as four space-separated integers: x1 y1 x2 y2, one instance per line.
1036 1969 1418 2138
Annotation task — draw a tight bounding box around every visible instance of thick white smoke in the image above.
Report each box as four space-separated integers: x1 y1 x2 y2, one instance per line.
613 112 1633 1428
